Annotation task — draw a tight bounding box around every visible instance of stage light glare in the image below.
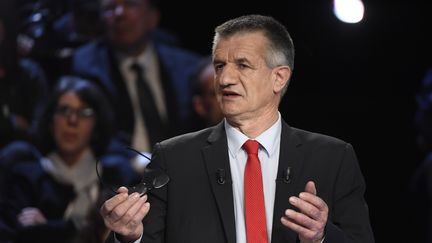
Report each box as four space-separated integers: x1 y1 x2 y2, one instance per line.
333 0 364 24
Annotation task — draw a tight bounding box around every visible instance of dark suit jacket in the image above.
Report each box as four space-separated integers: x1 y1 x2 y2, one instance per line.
71 40 202 146
141 120 375 243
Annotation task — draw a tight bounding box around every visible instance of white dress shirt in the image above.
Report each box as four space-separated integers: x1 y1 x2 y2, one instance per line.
225 113 282 243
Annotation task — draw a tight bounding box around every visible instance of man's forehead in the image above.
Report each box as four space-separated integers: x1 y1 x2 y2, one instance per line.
214 42 265 64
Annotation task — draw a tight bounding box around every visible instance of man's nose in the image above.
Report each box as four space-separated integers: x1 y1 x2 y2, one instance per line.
218 66 237 86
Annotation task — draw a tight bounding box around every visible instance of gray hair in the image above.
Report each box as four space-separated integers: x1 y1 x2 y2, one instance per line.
212 15 294 68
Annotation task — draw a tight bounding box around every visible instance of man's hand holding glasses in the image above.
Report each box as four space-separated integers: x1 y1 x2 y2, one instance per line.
97 148 169 242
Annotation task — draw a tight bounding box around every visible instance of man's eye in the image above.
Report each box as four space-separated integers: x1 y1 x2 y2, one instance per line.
238 64 248 69
214 64 223 71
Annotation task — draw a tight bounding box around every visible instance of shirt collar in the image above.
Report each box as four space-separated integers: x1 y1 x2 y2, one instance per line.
225 112 282 158
117 41 156 71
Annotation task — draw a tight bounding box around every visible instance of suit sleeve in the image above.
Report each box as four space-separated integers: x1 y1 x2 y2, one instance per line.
323 143 375 243
140 143 168 243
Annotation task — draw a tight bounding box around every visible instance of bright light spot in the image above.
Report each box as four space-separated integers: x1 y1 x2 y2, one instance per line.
333 0 365 24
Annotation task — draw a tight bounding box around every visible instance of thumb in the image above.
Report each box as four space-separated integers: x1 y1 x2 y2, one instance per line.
304 181 317 195
116 186 129 194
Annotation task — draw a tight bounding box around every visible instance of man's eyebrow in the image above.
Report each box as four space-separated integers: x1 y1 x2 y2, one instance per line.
235 57 249 63
213 59 224 65
212 57 252 66
234 57 255 67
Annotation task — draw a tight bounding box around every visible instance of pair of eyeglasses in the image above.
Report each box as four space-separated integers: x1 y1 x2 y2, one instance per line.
96 147 170 196
55 105 95 119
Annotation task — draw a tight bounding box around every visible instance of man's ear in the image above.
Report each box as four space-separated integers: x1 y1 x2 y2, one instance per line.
149 8 161 29
273 66 291 93
193 96 206 117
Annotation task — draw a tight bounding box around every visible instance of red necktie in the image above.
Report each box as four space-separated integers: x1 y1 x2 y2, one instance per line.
243 140 268 243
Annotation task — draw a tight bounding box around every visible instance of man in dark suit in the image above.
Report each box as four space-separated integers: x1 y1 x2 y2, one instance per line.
100 14 375 243
71 0 201 153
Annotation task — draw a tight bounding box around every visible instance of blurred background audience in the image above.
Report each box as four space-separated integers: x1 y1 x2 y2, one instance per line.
0 76 140 242
70 0 202 154
0 0 49 149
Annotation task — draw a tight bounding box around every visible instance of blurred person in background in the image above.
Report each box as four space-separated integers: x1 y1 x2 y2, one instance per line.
0 0 49 149
0 76 140 242
188 56 223 131
52 0 104 45
71 0 202 154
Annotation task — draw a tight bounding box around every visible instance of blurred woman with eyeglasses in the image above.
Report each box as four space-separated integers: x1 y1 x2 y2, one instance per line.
0 76 140 243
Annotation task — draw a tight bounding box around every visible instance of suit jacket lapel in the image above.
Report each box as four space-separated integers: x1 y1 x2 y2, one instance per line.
202 123 236 243
100 46 135 136
271 121 304 243
155 53 179 135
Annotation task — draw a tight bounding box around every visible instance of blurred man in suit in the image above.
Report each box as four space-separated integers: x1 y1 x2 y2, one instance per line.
71 0 201 153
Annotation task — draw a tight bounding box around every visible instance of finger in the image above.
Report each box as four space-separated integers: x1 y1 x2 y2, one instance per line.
109 194 150 237
290 196 323 220
17 209 41 226
17 212 28 225
123 197 150 232
105 192 144 224
18 216 31 226
116 186 129 194
304 181 316 195
281 210 316 237
300 181 327 213
283 208 315 227
299 192 327 211
100 191 129 217
112 194 149 228
18 208 41 221
281 209 325 241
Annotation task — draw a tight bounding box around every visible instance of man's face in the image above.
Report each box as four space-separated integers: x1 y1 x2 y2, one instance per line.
213 32 281 123
101 0 158 50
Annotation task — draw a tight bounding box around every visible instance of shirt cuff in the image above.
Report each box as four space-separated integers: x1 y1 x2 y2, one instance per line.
114 233 143 243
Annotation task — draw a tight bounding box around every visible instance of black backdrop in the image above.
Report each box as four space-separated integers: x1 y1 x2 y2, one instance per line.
158 2 432 242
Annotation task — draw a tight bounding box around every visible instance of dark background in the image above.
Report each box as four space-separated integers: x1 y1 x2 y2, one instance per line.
157 1 432 242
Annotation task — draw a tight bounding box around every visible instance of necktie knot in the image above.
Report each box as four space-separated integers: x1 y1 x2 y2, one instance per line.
130 62 144 79
243 139 259 155
130 62 143 72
